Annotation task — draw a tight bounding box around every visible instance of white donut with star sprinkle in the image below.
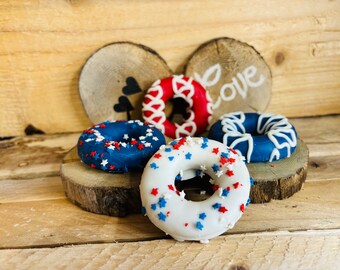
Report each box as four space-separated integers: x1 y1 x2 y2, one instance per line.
140 137 252 243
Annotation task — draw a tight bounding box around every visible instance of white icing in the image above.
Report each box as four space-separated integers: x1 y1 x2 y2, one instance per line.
219 112 297 162
140 138 250 242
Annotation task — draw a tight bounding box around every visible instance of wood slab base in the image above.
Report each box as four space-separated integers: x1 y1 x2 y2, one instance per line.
248 139 309 203
60 139 308 217
60 147 142 217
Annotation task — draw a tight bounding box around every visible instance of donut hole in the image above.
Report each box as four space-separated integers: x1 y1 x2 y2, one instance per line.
165 98 190 125
175 171 215 202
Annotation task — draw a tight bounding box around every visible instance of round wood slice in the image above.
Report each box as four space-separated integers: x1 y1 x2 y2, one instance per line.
185 37 272 124
60 147 142 217
79 42 172 124
248 139 309 203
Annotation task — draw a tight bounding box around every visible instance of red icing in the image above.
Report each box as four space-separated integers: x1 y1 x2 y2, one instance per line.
142 76 212 138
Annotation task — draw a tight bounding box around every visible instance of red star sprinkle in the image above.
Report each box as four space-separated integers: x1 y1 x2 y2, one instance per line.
227 186 231 191
137 144 145 150
109 165 115 170
218 206 228 213
114 142 120 150
154 153 162 159
90 151 96 157
91 164 95 168
227 158 236 164
99 124 106 128
168 184 174 191
151 188 158 196
79 140 83 146
233 182 240 189
184 223 188 227
130 139 137 145
213 185 219 191
226 170 234 177
230 148 237 154
240 203 245 213
220 157 228 165
212 147 219 154
104 142 111 148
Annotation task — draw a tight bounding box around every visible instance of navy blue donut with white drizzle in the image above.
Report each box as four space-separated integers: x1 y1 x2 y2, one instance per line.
208 112 298 163
78 120 166 173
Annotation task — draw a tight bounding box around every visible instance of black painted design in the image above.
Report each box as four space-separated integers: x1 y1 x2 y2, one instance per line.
122 77 142 96
113 96 134 120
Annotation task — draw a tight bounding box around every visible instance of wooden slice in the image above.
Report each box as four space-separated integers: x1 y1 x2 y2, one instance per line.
79 42 172 124
185 37 272 124
60 147 142 217
248 139 309 203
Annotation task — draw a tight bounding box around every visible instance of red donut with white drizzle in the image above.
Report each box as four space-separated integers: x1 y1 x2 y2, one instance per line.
142 75 213 138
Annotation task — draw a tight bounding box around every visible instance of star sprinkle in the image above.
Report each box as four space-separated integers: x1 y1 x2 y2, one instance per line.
212 203 221 209
91 164 95 168
196 221 204 230
175 174 182 181
109 165 115 170
141 206 146 216
144 142 151 147
150 162 159 170
78 140 83 146
168 185 175 191
211 164 219 172
213 185 219 191
226 170 234 177
94 153 100 160
154 153 162 159
222 189 230 197
158 212 167 221
250 177 255 186
246 198 251 206
168 156 174 161
199 213 207 220
216 170 224 178
200 164 207 171
221 152 229 158
218 206 228 213
137 144 145 150
212 147 219 154
230 148 238 155
240 203 245 213
151 204 157 211
227 158 236 164
151 188 158 196
185 152 192 160
233 182 240 189
165 148 172 152
201 142 208 149
152 137 159 141
158 197 167 208
100 159 108 167
123 134 129 140
90 151 96 157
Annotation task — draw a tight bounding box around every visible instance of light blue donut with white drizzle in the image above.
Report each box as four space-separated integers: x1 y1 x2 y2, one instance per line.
208 112 298 163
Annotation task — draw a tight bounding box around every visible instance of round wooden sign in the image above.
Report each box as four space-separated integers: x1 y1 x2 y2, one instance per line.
79 42 172 124
185 38 272 123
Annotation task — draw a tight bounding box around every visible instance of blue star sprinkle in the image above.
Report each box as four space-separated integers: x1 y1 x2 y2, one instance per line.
165 148 172 152
212 203 221 209
211 164 219 172
158 197 167 208
185 152 192 160
199 213 207 220
168 156 174 161
151 204 157 211
150 162 159 170
175 174 182 181
158 212 167 221
222 189 229 197
107 148 115 156
141 206 146 215
196 221 204 230
170 141 177 146
203 138 208 143
201 143 208 149
221 152 229 158
246 198 251 206
196 170 201 177
250 177 255 186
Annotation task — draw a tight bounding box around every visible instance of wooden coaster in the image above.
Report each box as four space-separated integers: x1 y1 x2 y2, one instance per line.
185 37 272 124
60 147 142 217
248 139 309 203
79 42 172 124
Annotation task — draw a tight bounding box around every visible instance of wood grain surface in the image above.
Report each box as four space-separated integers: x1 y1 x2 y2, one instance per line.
1 1 340 136
1 230 339 270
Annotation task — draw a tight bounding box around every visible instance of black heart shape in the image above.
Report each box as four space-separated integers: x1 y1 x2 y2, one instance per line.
113 96 134 112
122 77 142 96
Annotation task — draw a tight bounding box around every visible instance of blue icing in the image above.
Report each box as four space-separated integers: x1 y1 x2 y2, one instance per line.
208 112 298 163
77 120 165 173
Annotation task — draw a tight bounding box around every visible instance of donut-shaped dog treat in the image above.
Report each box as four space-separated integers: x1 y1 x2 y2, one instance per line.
140 137 251 243
208 112 298 163
78 120 165 173
142 75 213 138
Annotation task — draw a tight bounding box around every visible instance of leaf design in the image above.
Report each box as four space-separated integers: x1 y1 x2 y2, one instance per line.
194 63 222 88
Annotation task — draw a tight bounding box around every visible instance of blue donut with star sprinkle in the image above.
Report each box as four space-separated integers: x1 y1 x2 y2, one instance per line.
77 120 166 173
